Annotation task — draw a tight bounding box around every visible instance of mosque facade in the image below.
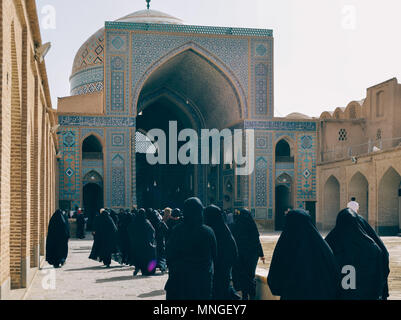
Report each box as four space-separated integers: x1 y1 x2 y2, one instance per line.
57 8 318 231
1 0 401 299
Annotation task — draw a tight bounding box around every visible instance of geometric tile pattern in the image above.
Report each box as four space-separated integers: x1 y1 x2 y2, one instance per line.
301 135 313 149
105 31 130 115
80 128 105 139
245 120 317 131
106 129 131 208
251 131 273 218
71 81 104 96
111 154 125 207
58 129 80 204
251 39 273 118
111 133 124 147
71 29 104 76
58 116 135 128
255 43 267 57
255 136 268 151
296 134 317 209
106 21 273 37
70 66 104 95
276 131 296 140
129 33 250 114
111 71 124 111
110 34 129 52
267 132 274 217
255 156 268 207
255 63 268 115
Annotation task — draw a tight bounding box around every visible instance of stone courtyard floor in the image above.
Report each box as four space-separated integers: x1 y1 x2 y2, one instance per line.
24 235 168 300
23 233 401 300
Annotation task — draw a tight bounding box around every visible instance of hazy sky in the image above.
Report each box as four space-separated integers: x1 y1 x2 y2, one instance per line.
36 0 401 117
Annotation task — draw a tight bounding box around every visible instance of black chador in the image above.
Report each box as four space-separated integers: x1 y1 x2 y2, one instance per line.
46 209 70 268
147 209 169 273
325 208 390 300
117 210 132 265
89 209 118 267
125 210 137 265
108 208 119 227
356 214 390 300
231 209 264 300
204 205 238 300
76 213 86 239
268 209 340 300
127 209 157 276
165 198 217 300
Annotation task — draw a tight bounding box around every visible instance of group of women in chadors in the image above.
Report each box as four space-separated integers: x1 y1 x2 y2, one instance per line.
46 195 390 300
268 208 390 300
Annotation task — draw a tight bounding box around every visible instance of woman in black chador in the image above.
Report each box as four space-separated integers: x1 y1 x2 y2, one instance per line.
325 208 390 300
356 213 390 300
204 205 238 300
117 209 132 265
46 209 70 268
76 211 86 239
127 209 157 276
268 209 340 300
108 208 119 227
89 209 118 267
165 197 217 300
147 209 169 273
231 209 265 300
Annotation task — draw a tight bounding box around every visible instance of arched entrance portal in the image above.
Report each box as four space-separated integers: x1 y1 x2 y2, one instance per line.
136 97 196 209
135 47 243 209
323 176 340 230
82 171 104 230
378 167 401 236
349 172 369 221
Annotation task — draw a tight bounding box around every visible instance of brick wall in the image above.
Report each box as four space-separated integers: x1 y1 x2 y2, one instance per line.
0 0 58 297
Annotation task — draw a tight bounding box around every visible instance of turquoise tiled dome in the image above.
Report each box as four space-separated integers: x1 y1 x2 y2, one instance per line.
70 10 183 96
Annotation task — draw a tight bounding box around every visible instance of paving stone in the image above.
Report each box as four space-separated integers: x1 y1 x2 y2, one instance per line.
25 237 167 300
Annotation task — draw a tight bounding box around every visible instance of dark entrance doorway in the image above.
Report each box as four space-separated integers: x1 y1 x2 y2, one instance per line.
83 183 104 230
275 185 291 231
136 96 197 210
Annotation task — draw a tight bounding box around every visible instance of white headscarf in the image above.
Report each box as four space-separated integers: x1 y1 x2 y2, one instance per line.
347 201 360 213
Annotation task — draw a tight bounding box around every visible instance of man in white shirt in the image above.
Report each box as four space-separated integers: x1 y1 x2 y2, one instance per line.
347 197 360 213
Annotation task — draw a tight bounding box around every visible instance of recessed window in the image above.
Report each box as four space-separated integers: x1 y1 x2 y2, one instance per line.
82 135 103 160
339 129 347 141
275 140 294 162
376 91 384 117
